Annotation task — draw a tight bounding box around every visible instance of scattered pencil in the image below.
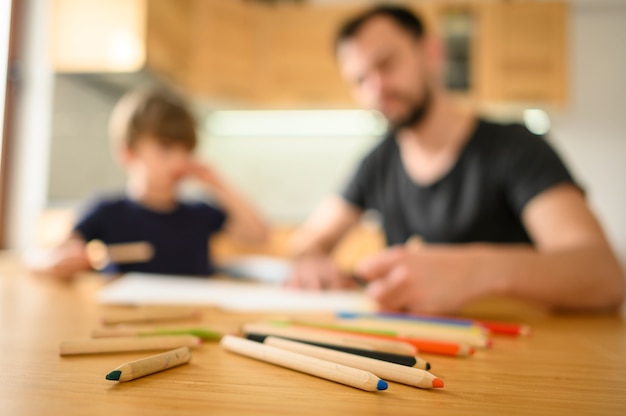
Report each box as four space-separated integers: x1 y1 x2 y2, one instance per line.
92 326 223 341
332 318 491 348
264 337 443 389
243 322 417 356
346 312 532 337
105 347 192 382
245 332 430 370
59 335 202 356
220 335 388 392
100 308 201 325
288 321 476 356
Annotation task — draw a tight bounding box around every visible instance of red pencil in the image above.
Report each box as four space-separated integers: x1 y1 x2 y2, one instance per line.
477 320 532 337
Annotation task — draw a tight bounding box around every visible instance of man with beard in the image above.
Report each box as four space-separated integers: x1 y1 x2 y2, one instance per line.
287 5 624 314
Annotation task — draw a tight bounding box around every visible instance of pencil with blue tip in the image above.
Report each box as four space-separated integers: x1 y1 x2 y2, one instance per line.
105 347 192 382
264 337 443 389
220 335 388 392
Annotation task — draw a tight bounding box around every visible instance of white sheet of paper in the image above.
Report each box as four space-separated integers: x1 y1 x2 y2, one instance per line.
98 273 375 312
217 255 292 285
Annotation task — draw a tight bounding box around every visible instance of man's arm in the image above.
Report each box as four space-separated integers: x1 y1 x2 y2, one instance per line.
286 195 363 289
357 184 625 313
496 183 624 309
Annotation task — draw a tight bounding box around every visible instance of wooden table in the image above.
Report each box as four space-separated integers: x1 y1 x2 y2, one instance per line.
1 252 625 416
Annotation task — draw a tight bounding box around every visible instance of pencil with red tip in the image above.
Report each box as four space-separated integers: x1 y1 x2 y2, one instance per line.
264 337 443 389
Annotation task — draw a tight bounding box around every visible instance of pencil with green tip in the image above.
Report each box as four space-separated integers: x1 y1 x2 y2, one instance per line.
92 326 223 341
59 335 202 355
105 347 192 382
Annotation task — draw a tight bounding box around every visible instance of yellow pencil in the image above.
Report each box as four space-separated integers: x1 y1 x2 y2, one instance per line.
265 337 443 389
105 347 192 382
220 335 388 392
59 335 201 355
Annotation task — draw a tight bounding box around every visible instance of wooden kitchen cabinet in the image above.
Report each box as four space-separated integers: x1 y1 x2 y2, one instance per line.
51 0 569 107
472 0 568 105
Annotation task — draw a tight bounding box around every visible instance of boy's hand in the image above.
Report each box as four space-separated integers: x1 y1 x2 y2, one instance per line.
31 240 91 280
185 160 224 191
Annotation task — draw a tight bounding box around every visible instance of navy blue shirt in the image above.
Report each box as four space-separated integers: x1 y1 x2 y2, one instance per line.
74 195 227 275
342 119 578 246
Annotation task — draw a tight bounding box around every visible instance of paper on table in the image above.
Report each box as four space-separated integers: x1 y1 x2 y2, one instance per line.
98 273 375 312
217 255 292 285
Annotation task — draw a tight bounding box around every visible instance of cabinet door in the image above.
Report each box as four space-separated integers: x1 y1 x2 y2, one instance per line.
254 4 356 107
146 0 194 86
476 1 568 105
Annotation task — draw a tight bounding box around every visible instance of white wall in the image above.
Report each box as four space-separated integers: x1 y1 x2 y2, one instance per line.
550 1 626 266
198 134 379 223
7 0 54 249
47 75 125 201
0 0 11 143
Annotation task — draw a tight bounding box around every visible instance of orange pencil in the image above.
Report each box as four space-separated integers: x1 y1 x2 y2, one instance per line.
289 322 474 357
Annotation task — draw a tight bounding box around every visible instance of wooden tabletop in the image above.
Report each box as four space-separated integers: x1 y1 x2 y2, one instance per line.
1 252 625 416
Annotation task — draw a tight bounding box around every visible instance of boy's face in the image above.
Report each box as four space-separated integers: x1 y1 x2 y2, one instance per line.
120 136 193 193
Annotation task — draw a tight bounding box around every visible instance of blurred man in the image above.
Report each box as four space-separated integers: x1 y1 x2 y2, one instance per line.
288 5 624 313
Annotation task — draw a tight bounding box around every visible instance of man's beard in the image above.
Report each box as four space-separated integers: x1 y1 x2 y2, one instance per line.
387 86 433 132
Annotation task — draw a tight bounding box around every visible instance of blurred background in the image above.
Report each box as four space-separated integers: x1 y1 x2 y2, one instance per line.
1 0 625 267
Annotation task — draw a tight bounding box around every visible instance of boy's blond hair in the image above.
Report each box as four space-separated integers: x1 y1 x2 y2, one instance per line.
109 86 197 151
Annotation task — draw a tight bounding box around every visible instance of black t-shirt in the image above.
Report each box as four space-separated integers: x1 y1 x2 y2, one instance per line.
342 119 577 246
74 195 227 275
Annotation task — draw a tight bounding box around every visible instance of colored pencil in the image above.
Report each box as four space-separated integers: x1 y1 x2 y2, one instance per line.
288 321 474 357
242 322 417 356
220 335 388 392
265 337 443 389
332 318 491 348
59 335 201 355
101 309 201 325
290 320 486 350
245 332 430 370
92 326 222 341
105 347 191 382
341 312 531 337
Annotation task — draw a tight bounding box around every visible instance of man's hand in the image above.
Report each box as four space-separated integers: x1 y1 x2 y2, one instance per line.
355 245 493 314
286 253 359 290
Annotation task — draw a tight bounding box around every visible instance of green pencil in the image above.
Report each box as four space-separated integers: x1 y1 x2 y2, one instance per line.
92 326 223 341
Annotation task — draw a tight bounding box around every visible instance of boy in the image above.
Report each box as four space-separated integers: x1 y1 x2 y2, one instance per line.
31 87 268 278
